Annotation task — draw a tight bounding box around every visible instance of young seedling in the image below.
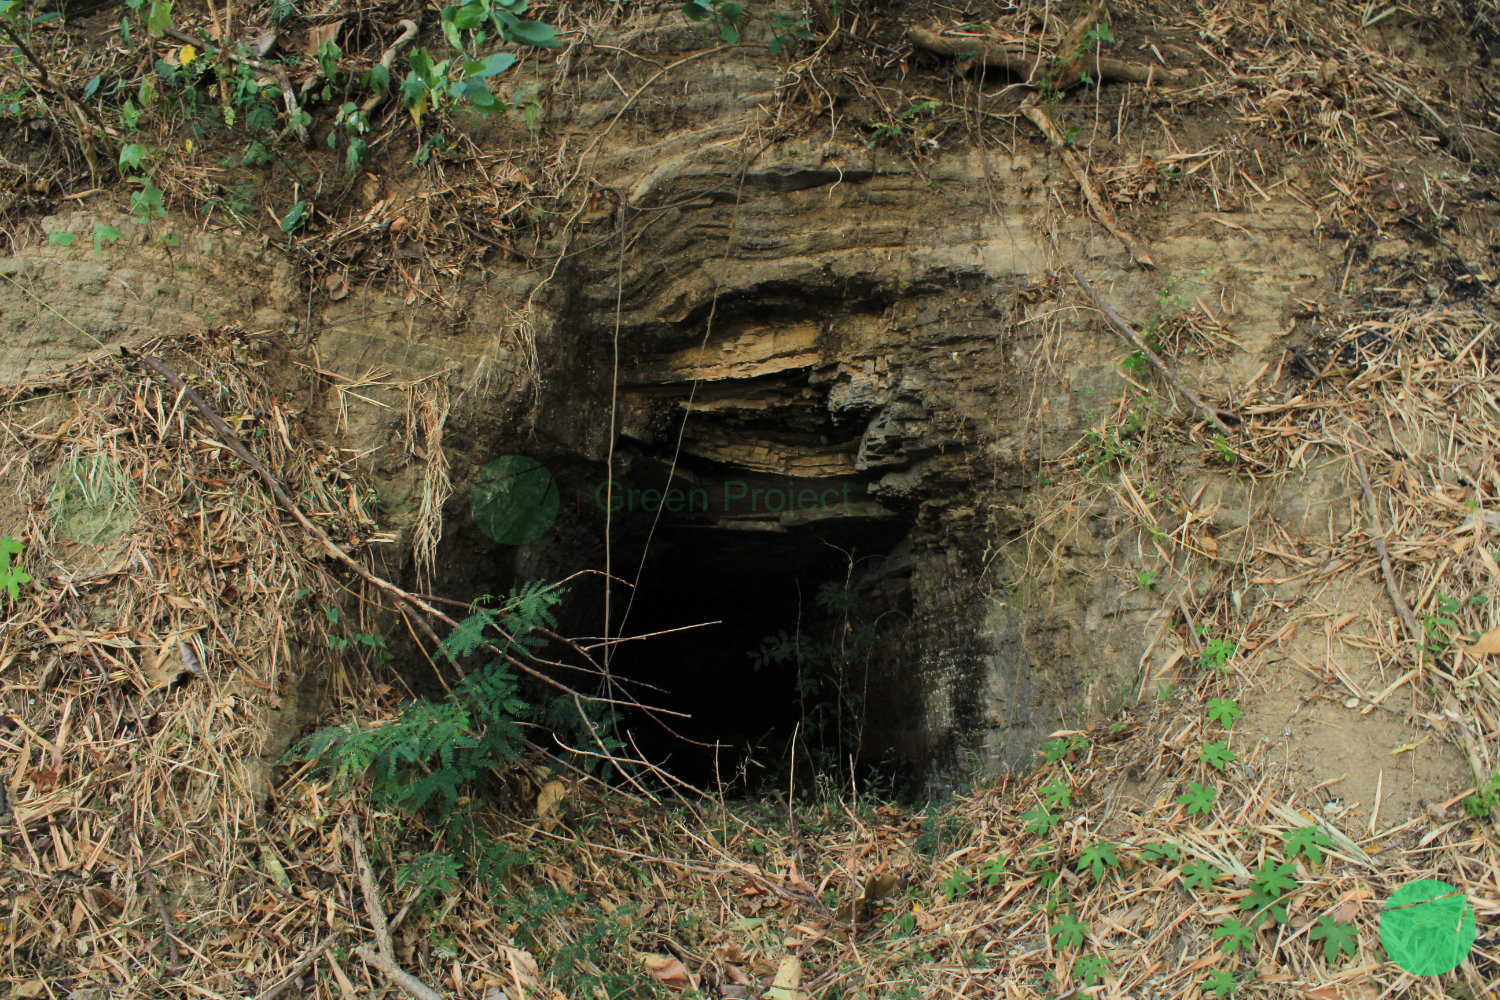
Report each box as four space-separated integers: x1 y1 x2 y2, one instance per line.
1139 841 1180 865
1048 912 1089 951
1199 742 1236 772
1177 781 1217 816
1282 825 1335 866
1075 953 1108 986
1210 916 1257 954
1181 859 1219 893
1207 697 1241 731
1076 840 1120 882
1202 969 1239 997
1309 914 1359 963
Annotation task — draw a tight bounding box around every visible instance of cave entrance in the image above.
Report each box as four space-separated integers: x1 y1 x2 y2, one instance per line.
601 462 913 791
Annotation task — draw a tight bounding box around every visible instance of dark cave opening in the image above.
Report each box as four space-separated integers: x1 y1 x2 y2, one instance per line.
598 462 915 792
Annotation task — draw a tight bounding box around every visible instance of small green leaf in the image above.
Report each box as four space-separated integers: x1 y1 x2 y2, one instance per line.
146 0 173 36
1207 698 1241 731
1199 742 1237 772
1282 825 1335 867
1177 781 1217 816
1308 914 1358 964
92 222 123 259
1202 969 1238 998
1140 841 1180 864
1076 841 1119 882
1211 917 1256 954
1180 859 1218 893
279 200 310 234
1047 913 1088 951
465 52 516 79
48 231 77 246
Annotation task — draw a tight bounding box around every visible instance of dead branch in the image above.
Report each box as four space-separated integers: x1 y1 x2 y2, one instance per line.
907 10 1186 91
344 815 394 960
256 933 339 1000
0 21 106 173
140 867 181 968
1350 442 1494 802
1349 448 1423 641
1069 269 1236 438
355 945 448 1000
1025 97 1154 268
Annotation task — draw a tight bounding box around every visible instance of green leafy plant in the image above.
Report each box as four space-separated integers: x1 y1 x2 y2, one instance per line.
0 536 30 600
769 12 815 54
1460 772 1500 819
1211 916 1256 954
1197 633 1236 673
1047 912 1088 951
1419 593 1463 652
1202 969 1239 998
1075 953 1108 986
1282 826 1334 866
1177 781 1217 816
941 868 973 901
1076 840 1120 882
681 0 745 44
1024 805 1059 836
1139 841 1180 865
1181 859 1219 893
1199 742 1236 772
1240 860 1297 925
1041 733 1089 764
1207 698 1241 731
289 582 567 828
1039 779 1073 811
1136 569 1157 590
1308 914 1358 963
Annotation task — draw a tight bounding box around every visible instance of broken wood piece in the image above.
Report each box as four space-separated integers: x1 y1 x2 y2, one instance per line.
1070 268 1236 438
355 944 449 1000
344 814 395 960
906 27 1186 90
1349 448 1423 642
1025 97 1154 268
257 932 339 1000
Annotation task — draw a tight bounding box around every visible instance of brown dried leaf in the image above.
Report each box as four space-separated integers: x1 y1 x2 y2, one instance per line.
1466 625 1500 656
143 640 191 689
536 779 567 830
641 953 692 989
303 19 344 55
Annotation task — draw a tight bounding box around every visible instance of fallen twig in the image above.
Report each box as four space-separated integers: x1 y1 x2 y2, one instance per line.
355 944 448 1000
1069 269 1235 437
1349 447 1422 641
344 814 394 961
140 867 181 969
1025 98 1155 268
256 932 339 1000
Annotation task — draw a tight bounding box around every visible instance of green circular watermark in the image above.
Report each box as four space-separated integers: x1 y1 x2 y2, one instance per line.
49 453 137 544
469 455 558 545
1379 879 1476 976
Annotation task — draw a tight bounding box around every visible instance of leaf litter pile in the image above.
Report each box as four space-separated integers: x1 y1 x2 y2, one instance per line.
3 0 1500 999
